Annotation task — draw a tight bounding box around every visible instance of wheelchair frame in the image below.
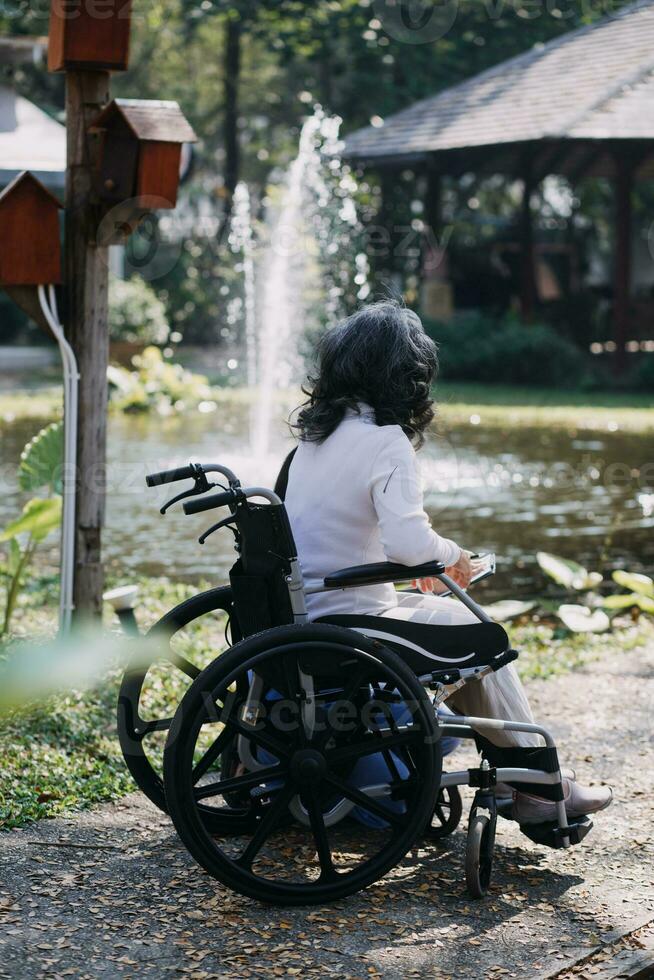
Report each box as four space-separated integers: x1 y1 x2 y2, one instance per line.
115 460 593 905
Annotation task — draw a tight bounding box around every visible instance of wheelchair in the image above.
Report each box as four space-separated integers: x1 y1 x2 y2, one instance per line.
115 461 593 906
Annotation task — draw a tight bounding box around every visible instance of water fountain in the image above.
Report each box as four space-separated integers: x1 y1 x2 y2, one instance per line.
249 107 368 462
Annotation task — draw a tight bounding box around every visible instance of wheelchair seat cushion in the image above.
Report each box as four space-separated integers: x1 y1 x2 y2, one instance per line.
316 615 509 676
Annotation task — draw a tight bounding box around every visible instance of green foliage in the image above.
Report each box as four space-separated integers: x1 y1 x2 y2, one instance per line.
425 313 595 388
0 498 62 547
0 424 63 637
0 683 133 829
630 355 654 393
109 277 171 346
3 0 637 353
107 346 213 414
19 421 64 495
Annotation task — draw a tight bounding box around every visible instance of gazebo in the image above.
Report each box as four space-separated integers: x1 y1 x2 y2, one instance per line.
344 0 654 365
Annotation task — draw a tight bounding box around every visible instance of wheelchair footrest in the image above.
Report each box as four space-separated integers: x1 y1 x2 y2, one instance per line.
520 814 593 849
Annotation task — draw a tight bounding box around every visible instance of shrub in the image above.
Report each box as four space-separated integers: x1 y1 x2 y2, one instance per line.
109 277 170 346
107 346 213 414
630 355 654 392
423 312 595 388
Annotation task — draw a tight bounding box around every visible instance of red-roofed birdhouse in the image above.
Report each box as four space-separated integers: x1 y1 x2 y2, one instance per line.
48 0 133 72
92 99 197 208
0 172 62 286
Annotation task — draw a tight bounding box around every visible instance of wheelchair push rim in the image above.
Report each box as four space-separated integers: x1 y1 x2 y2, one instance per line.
116 586 236 816
164 623 442 906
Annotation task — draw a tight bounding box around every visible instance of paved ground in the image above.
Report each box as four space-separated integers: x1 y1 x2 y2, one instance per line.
1 643 653 980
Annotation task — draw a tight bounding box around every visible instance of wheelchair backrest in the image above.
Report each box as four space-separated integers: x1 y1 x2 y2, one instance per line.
229 497 297 638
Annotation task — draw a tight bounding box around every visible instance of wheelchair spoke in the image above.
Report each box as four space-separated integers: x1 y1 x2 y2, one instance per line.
136 716 174 739
192 726 233 783
169 652 201 680
236 783 296 870
305 791 337 880
314 666 370 751
226 716 293 760
323 773 407 829
282 656 308 747
326 728 423 765
194 763 286 801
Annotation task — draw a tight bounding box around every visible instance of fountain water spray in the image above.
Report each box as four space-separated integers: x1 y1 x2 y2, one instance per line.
250 107 367 461
229 182 257 392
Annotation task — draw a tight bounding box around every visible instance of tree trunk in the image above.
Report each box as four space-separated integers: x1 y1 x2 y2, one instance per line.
520 164 537 322
220 15 242 240
64 70 111 619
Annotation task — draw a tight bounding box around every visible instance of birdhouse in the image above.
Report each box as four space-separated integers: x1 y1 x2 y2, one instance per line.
48 0 133 72
0 172 62 286
92 99 197 208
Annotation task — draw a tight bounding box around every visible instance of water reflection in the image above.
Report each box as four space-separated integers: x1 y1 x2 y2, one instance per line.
0 398 652 599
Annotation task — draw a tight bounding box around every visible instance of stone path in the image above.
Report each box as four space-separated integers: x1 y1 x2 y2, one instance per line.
1 644 653 980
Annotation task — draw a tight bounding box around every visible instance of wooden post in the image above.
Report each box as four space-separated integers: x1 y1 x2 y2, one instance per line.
520 163 537 322
65 70 111 619
424 162 442 242
613 154 633 376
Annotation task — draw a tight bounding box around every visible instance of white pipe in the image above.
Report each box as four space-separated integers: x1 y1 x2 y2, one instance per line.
38 285 78 634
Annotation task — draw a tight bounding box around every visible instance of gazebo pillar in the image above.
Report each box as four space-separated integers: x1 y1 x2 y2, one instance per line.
519 164 537 322
613 154 633 375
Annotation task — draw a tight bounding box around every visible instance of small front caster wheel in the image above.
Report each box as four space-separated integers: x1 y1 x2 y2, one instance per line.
465 811 496 898
425 786 463 840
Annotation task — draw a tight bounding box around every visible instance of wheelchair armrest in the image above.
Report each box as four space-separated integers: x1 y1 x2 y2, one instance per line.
323 560 446 590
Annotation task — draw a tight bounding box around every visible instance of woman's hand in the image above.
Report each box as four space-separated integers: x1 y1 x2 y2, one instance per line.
412 551 476 594
445 550 475 589
411 576 449 594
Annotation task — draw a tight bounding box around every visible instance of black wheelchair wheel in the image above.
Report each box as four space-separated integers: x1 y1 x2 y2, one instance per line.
465 811 496 898
425 786 463 840
164 623 442 906
116 586 237 814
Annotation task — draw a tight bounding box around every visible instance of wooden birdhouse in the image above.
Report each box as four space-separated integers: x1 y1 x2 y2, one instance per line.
0 172 62 286
48 0 133 72
92 99 197 209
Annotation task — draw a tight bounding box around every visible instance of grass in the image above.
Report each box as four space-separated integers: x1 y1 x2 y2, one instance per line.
0 387 62 424
435 382 654 433
1 377 651 432
0 575 228 830
1 570 652 830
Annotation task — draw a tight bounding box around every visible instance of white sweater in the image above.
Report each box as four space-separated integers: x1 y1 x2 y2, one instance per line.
284 405 461 618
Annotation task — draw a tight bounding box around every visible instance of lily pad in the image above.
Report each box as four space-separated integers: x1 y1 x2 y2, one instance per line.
612 570 654 597
557 603 610 633
604 593 654 615
537 552 602 591
483 599 536 622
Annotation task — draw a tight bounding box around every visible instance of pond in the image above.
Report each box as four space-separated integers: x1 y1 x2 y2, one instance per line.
1 395 652 601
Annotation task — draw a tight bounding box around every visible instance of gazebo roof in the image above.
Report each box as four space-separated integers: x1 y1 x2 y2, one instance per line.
344 0 654 177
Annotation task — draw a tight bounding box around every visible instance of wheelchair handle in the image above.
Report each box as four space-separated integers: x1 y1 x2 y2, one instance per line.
146 464 196 487
184 485 283 515
146 462 240 489
184 489 236 515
